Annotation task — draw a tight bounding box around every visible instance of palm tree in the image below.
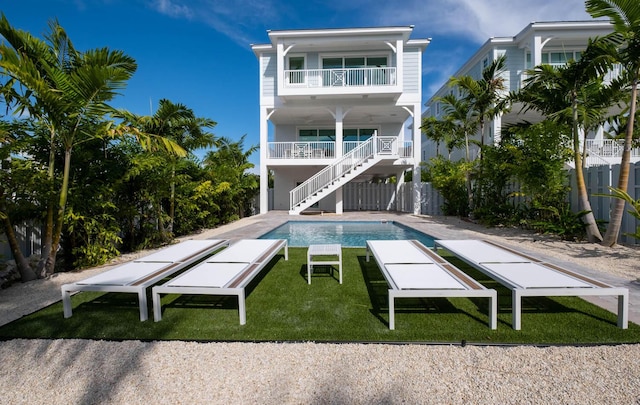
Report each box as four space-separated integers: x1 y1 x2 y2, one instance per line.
447 55 509 150
203 135 258 219
116 99 218 235
515 44 616 242
0 14 138 275
437 93 478 209
586 0 640 246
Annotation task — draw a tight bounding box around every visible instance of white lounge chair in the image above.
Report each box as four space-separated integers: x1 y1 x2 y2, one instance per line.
61 239 230 321
366 240 497 330
152 239 288 324
435 239 629 330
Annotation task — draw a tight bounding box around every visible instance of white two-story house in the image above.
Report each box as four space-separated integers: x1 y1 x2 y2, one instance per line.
252 26 430 215
423 20 639 167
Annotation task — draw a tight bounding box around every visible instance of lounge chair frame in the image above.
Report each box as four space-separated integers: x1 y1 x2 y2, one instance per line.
152 239 288 325
435 239 629 330
366 240 497 330
61 239 230 321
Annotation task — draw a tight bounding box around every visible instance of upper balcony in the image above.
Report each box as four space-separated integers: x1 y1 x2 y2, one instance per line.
283 66 397 92
279 66 401 98
266 138 413 165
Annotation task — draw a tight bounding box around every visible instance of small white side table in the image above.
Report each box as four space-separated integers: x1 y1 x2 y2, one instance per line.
307 244 342 284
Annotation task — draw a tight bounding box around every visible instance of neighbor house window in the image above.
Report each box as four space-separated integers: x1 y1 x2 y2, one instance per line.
541 51 582 66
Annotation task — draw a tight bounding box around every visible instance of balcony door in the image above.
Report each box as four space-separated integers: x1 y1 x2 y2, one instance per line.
322 56 388 87
288 55 305 85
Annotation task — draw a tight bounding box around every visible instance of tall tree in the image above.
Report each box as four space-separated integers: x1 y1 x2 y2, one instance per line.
0 14 139 275
586 0 640 246
447 55 509 150
115 99 217 235
438 93 477 209
203 135 258 220
515 43 615 242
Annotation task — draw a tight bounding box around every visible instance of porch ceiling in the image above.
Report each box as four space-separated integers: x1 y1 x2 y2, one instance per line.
269 103 411 126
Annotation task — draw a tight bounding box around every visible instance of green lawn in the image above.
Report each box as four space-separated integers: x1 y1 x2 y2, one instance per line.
0 248 637 344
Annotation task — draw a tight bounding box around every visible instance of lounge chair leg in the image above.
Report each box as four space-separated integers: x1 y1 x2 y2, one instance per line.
138 290 148 322
239 291 246 325
512 290 521 330
489 293 497 330
389 291 395 330
61 287 73 318
152 290 163 322
619 292 629 329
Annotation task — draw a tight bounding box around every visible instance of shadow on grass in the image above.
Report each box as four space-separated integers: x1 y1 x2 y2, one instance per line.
156 254 285 319
445 255 623 328
0 249 637 344
357 255 496 329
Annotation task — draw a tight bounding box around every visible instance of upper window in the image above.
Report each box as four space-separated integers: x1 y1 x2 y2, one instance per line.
287 56 305 84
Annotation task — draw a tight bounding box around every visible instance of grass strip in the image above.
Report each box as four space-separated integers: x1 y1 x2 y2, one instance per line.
0 248 637 344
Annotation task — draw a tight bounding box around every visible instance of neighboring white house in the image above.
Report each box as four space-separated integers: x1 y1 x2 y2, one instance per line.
422 20 639 167
252 26 430 215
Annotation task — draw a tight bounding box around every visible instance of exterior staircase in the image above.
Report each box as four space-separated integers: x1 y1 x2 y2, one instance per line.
289 136 398 214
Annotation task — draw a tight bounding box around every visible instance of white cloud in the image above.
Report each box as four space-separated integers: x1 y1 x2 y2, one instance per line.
150 0 194 19
370 0 593 43
147 0 282 45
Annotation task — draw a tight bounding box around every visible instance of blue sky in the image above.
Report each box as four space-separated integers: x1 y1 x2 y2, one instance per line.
1 0 593 170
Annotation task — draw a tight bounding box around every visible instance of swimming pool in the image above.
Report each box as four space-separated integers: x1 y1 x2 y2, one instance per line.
259 221 435 248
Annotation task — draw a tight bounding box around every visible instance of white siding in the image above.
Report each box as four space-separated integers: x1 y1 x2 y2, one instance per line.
403 47 420 93
261 53 276 98
502 45 524 91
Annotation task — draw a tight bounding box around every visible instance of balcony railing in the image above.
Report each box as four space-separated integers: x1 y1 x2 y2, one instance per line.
586 139 640 158
268 141 335 159
520 64 623 88
284 67 396 89
267 139 413 160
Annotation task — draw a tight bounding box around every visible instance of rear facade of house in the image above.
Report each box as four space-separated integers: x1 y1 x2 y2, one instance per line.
252 26 430 215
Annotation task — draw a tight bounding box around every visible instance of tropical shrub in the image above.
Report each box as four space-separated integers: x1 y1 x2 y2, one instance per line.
423 156 470 216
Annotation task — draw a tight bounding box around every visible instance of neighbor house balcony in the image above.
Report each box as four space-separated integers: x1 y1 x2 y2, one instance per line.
279 67 400 97
267 138 413 162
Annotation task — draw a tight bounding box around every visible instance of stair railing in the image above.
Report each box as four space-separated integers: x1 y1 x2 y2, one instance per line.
290 135 376 211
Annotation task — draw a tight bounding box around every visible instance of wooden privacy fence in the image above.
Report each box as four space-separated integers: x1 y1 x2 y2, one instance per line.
0 221 42 262
341 182 444 215
570 162 640 245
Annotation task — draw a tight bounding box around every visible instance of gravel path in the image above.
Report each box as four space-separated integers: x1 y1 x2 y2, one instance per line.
1 339 639 404
1 213 639 404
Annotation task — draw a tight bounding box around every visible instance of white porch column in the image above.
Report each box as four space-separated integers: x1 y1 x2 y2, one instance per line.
259 106 269 214
335 106 344 214
412 102 421 215
395 39 404 89
531 35 543 67
396 169 405 212
335 106 343 156
335 187 343 215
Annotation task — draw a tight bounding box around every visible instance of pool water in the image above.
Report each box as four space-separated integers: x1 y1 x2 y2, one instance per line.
259 221 435 248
